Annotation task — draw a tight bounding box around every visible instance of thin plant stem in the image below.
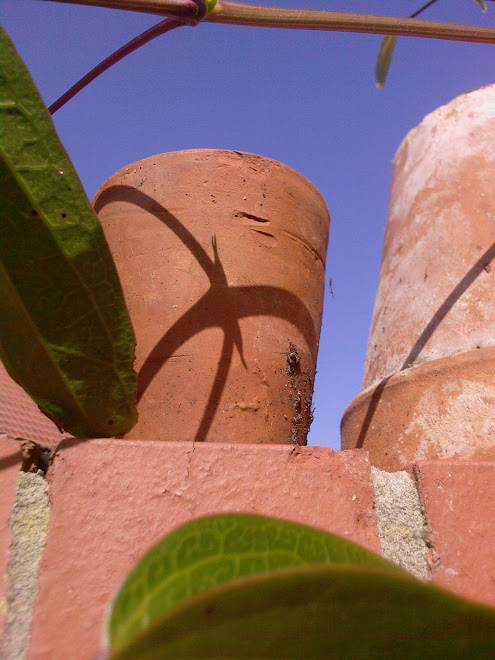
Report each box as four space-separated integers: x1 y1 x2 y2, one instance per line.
207 1 495 43
410 0 440 19
46 0 207 20
46 0 495 44
49 0 209 113
48 0 495 113
49 18 183 114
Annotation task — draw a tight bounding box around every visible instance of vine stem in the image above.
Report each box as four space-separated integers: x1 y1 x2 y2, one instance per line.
46 0 208 20
47 0 495 43
208 1 495 43
49 18 183 114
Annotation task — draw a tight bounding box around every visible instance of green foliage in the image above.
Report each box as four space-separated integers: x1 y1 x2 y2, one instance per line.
375 35 397 89
107 514 495 658
376 0 490 88
107 514 400 652
0 26 137 437
472 0 488 12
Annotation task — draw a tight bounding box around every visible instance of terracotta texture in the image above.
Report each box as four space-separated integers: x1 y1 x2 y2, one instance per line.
342 86 495 467
414 461 495 608
0 435 22 639
0 363 68 450
342 347 495 472
29 440 377 659
93 150 329 445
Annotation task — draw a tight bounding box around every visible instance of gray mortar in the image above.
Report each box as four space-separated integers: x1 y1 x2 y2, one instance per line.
1 472 49 660
371 467 429 581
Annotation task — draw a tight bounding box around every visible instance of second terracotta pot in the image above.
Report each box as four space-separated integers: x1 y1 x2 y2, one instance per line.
93 149 329 444
341 86 495 470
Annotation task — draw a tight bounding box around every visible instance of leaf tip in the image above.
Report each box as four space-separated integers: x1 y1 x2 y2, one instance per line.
375 35 397 91
472 0 487 11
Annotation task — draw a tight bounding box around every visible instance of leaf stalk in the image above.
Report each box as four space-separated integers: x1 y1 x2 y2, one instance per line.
47 0 495 44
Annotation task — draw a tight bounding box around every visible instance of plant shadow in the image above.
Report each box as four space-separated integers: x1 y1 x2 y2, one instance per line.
94 185 317 442
353 241 495 449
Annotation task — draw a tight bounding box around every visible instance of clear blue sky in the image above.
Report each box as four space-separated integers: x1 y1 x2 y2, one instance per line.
2 1 493 448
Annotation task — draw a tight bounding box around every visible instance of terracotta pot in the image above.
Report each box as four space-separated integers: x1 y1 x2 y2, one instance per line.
342 85 495 470
93 150 329 444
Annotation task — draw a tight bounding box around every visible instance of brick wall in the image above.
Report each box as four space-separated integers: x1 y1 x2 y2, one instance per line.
1 434 495 659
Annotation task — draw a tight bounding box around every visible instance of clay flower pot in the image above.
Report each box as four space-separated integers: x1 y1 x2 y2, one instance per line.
341 85 495 471
93 149 329 444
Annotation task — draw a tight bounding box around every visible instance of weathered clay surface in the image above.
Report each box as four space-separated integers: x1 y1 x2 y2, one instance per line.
364 85 495 387
414 461 495 608
29 440 377 659
93 150 329 444
342 347 495 471
342 86 495 467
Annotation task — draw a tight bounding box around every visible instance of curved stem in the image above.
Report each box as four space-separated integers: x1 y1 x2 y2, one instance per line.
410 0 439 19
49 18 184 114
47 0 495 113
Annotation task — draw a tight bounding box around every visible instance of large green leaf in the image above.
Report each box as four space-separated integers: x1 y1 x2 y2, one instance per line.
111 564 495 659
107 514 402 651
0 26 137 437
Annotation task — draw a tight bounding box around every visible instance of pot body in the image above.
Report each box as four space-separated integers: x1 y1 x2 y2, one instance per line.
342 85 495 470
93 149 329 443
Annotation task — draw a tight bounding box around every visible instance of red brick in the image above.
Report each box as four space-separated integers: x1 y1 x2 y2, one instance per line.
29 441 377 659
414 461 495 607
0 363 69 449
0 434 22 638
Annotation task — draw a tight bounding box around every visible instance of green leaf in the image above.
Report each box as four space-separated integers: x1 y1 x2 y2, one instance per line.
107 513 402 652
112 564 495 659
0 26 137 437
375 35 397 89
472 0 487 12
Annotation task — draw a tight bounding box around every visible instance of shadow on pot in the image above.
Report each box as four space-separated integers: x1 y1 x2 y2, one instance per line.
95 186 317 443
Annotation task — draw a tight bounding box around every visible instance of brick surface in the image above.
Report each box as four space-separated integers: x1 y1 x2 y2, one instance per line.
0 363 69 449
29 441 378 659
414 461 495 608
0 434 22 638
